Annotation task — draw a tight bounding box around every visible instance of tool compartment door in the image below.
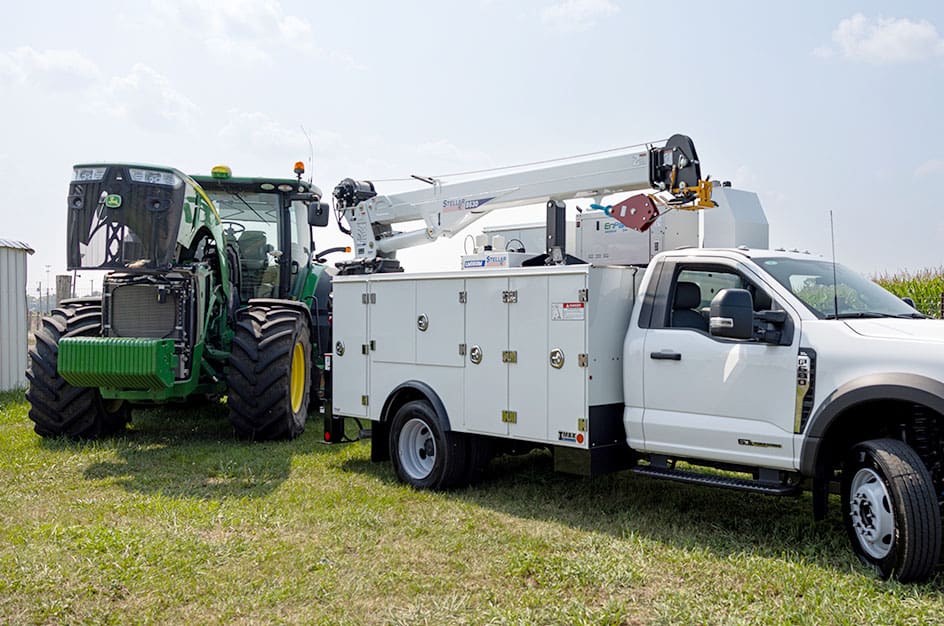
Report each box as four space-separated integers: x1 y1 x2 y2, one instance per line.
546 272 589 446
369 279 416 364
507 274 549 441
463 275 508 435
416 278 465 367
331 279 369 417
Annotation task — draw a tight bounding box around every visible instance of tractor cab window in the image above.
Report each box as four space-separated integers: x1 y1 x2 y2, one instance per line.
289 201 312 271
205 190 281 301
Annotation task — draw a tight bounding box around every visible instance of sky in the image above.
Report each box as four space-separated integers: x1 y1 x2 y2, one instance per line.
2 1 943 294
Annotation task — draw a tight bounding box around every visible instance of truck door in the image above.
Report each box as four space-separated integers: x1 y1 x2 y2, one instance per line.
640 260 799 469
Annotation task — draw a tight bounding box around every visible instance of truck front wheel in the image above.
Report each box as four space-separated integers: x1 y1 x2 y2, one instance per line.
389 400 467 489
841 438 941 582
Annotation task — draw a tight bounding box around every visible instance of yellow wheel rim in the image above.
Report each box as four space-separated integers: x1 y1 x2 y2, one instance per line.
290 341 306 414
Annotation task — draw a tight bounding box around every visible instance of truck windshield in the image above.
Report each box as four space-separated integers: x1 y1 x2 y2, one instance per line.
757 257 921 319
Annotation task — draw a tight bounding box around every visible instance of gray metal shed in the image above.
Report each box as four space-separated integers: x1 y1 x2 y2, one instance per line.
0 239 34 391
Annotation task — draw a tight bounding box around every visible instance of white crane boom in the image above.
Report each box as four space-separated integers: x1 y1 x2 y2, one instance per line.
332 134 712 272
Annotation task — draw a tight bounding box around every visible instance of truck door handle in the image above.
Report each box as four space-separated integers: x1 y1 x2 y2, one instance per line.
650 351 681 361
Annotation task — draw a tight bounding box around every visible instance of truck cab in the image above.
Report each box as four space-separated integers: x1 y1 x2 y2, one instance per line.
624 247 944 581
626 247 936 476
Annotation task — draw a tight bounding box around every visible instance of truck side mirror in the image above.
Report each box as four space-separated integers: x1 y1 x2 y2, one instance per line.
709 288 753 340
902 296 916 309
309 201 330 227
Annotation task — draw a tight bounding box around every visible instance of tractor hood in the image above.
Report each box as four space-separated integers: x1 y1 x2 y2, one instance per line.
67 164 194 270
844 319 944 344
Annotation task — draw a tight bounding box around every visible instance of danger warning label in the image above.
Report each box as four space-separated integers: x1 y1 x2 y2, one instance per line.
551 302 585 321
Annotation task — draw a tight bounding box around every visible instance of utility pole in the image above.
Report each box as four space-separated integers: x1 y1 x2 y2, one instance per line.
44 265 51 313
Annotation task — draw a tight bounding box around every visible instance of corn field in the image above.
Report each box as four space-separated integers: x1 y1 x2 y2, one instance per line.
874 268 944 319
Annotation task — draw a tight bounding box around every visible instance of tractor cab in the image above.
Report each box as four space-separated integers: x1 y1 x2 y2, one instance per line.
192 165 329 303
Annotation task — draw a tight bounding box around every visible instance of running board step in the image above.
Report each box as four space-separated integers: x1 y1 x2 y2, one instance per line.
632 465 801 496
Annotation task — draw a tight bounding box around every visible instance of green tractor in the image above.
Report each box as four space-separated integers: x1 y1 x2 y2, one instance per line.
26 163 336 440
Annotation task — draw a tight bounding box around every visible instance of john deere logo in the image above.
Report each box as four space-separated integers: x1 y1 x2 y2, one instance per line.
105 194 122 208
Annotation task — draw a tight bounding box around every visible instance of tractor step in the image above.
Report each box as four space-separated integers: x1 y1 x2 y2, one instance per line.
632 465 801 496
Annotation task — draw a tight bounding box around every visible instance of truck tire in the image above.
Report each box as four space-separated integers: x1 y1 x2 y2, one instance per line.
389 400 467 489
227 304 311 440
25 302 130 438
841 438 941 582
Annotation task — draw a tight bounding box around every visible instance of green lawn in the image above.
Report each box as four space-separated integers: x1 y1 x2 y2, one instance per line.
2 390 944 625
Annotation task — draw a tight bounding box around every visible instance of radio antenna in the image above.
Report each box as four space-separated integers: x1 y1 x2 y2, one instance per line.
829 210 839 319
300 125 314 184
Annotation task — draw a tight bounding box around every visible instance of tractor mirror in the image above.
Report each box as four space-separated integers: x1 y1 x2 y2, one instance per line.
309 201 330 227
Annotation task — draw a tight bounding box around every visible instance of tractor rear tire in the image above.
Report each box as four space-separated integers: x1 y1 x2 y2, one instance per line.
25 301 131 439
227 304 311 440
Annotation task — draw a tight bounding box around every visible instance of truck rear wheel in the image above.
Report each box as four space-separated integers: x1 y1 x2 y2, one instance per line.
227 305 311 440
389 400 467 489
841 438 941 582
25 301 130 438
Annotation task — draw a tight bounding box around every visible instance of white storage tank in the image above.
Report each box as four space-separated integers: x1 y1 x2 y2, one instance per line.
0 239 34 391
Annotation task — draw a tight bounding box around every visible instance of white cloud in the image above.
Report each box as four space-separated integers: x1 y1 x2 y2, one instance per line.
541 0 619 33
0 46 196 133
218 110 344 158
0 47 101 89
415 140 492 169
732 165 759 190
816 13 944 64
92 64 200 132
148 0 363 69
914 159 944 179
147 0 312 65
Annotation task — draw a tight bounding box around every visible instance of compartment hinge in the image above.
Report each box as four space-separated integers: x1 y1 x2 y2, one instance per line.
578 354 588 367
502 350 518 364
459 291 467 303
502 290 518 304
501 410 517 424
578 288 589 303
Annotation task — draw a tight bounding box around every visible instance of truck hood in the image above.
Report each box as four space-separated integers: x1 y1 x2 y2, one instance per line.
844 319 944 343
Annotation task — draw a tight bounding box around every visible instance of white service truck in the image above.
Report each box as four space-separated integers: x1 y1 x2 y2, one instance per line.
327 134 944 582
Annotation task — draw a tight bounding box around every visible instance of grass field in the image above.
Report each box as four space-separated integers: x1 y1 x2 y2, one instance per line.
3 391 944 624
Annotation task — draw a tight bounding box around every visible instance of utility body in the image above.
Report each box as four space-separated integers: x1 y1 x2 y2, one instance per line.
329 134 944 582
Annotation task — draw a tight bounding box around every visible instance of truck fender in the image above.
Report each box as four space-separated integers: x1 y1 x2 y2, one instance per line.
799 373 944 477
380 381 452 432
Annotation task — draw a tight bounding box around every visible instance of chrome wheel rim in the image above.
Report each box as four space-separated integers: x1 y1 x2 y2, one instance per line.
398 418 435 480
849 467 894 559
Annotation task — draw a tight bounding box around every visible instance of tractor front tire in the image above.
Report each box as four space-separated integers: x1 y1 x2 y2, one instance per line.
25 301 130 439
227 304 311 440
